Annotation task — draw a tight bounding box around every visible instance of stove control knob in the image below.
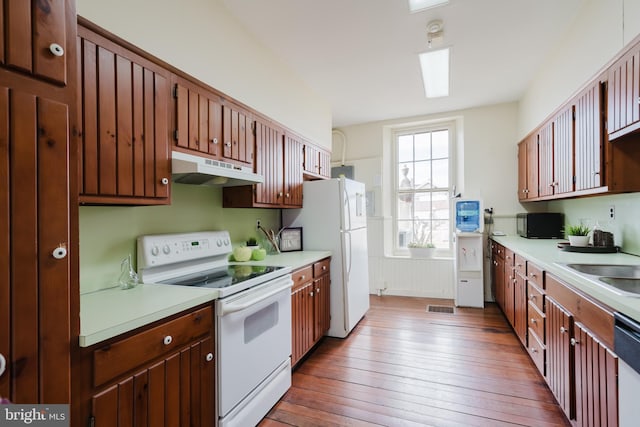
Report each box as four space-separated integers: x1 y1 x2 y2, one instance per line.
151 246 160 256
162 244 171 255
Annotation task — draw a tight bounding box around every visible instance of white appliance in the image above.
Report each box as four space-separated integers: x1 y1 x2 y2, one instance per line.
283 177 370 338
454 232 484 307
137 231 292 427
614 312 640 427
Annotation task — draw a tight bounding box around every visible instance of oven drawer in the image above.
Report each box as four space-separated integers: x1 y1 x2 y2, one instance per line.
292 266 313 289
313 258 330 277
93 306 213 387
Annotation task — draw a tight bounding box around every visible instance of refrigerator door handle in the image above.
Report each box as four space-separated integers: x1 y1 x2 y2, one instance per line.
343 182 352 231
344 230 352 277
342 229 352 331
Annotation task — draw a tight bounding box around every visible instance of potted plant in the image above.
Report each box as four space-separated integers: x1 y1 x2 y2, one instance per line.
566 224 591 247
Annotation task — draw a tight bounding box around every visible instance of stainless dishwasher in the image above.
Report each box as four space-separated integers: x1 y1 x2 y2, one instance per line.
614 312 640 427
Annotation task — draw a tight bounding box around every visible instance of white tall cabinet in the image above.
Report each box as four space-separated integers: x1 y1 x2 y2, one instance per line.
454 233 484 307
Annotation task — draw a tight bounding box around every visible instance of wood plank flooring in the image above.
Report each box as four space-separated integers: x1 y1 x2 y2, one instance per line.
261 295 570 427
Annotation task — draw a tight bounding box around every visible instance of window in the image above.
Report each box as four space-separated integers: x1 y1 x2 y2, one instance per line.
394 124 453 252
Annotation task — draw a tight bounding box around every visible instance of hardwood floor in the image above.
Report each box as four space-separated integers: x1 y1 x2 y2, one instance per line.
261 295 570 427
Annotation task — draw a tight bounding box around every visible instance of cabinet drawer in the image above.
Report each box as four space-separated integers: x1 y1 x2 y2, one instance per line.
292 266 313 290
527 327 546 376
492 242 504 260
528 301 546 343
93 306 213 387
504 248 514 267
313 258 330 277
527 282 545 313
514 254 526 277
526 261 544 289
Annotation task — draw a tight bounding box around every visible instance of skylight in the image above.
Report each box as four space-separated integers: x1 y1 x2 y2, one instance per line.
419 48 450 98
408 0 449 13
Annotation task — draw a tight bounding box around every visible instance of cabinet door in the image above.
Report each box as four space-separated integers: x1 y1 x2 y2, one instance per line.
546 297 575 421
574 322 618 427
284 134 303 207
175 82 223 157
538 120 554 197
517 140 528 200
291 281 314 365
492 252 505 312
90 336 214 427
78 27 170 204
222 104 253 166
504 268 515 328
304 144 319 175
526 134 539 199
607 46 640 139
553 105 574 195
513 273 528 347
319 149 331 178
0 86 71 403
574 81 603 191
313 274 331 341
1 0 71 85
254 120 283 205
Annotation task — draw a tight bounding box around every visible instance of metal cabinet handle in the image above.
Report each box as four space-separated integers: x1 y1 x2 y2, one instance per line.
531 318 537 324
212 138 218 144
322 265 327 271
571 338 579 346
163 335 173 345
301 275 306 280
225 141 231 147
309 291 314 297
278 192 283 197
316 288 320 293
161 177 169 185
560 326 566 334
530 347 538 353
205 353 214 362
285 193 290 198
529 273 536 278
49 43 64 57
530 294 537 301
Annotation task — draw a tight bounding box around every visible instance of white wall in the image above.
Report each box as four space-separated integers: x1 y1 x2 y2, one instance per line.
335 102 519 299
78 0 332 148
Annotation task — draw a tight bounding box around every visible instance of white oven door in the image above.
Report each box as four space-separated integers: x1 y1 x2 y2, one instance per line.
216 274 292 421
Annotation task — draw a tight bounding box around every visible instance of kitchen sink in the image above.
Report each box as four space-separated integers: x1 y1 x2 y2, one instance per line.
599 277 640 294
564 263 640 278
556 263 640 297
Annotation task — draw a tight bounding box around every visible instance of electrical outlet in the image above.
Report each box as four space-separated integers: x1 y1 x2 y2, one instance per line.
609 206 615 220
256 219 261 230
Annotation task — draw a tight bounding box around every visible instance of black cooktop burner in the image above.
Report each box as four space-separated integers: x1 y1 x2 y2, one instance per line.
164 265 284 289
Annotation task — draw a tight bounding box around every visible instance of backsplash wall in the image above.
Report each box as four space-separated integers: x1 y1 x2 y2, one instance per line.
548 192 640 257
79 184 279 293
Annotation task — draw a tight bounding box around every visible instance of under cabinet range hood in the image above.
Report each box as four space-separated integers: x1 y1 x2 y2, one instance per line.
171 151 264 187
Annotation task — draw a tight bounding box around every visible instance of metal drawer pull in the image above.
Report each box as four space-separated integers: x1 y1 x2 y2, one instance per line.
531 318 537 324
163 335 173 345
49 43 64 57
301 275 306 280
529 273 536 278
161 177 169 185
322 266 327 271
530 347 538 353
530 295 536 300
206 353 214 362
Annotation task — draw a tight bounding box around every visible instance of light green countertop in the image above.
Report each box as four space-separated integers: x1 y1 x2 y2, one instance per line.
79 251 332 348
492 235 640 321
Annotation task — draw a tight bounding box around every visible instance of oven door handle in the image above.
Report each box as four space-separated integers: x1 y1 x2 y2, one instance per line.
218 280 292 316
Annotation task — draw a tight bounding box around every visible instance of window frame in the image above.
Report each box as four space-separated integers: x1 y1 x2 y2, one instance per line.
391 121 456 256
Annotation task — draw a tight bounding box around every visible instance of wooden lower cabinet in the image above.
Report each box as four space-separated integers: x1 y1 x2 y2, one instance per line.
513 272 528 347
291 258 331 366
73 306 215 427
546 273 618 427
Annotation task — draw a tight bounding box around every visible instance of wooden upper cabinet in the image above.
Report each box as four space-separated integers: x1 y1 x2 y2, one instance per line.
574 81 603 191
284 133 303 207
174 78 223 158
553 105 574 195
223 121 305 209
222 104 254 166
78 24 171 205
303 143 331 179
538 120 554 198
607 43 640 140
0 0 73 85
518 133 539 201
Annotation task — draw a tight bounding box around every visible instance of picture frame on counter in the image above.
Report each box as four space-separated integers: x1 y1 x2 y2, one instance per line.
280 227 303 252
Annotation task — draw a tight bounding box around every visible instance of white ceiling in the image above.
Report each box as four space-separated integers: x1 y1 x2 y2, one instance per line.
222 0 585 128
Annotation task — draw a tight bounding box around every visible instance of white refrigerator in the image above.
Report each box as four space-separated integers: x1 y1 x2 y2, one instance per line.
283 177 370 338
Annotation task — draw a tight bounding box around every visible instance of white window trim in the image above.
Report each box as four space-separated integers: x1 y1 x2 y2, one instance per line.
391 121 456 257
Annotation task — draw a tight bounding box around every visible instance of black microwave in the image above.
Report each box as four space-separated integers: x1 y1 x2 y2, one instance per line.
516 213 564 239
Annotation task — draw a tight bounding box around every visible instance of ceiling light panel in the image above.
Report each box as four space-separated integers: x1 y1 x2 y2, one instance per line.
408 0 449 13
419 48 450 98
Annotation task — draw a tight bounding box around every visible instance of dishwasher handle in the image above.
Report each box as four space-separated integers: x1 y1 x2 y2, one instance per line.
614 312 640 375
